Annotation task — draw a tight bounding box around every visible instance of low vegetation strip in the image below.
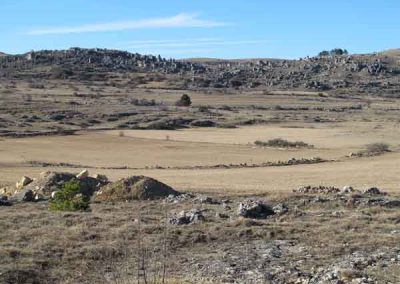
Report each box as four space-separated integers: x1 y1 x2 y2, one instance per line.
254 138 313 148
26 157 328 171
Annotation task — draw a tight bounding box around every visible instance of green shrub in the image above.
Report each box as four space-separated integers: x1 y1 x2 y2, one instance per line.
175 94 191 107
255 138 313 148
49 181 90 212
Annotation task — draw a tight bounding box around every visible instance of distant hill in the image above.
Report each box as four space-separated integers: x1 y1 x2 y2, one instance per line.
0 47 399 96
379 49 400 57
0 52 7 57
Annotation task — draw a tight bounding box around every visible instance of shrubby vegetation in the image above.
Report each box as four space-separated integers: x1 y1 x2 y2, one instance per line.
48 181 90 212
175 94 192 107
318 48 349 57
357 142 390 156
255 138 313 148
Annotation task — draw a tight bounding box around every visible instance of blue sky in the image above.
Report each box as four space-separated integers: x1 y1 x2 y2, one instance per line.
1 0 399 59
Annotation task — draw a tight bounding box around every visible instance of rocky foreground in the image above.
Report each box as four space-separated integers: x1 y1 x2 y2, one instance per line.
1 171 399 283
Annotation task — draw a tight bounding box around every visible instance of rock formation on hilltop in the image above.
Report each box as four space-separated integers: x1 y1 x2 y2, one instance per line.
0 47 400 95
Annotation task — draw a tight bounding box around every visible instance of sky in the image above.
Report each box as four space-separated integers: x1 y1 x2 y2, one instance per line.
1 0 399 59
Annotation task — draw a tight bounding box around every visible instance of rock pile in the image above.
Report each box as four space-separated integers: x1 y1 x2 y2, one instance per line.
293 185 341 194
169 209 205 225
4 170 108 203
94 175 180 201
237 200 275 219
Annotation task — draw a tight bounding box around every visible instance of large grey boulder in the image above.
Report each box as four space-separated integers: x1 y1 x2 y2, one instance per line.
169 209 205 225
11 189 35 202
238 200 275 219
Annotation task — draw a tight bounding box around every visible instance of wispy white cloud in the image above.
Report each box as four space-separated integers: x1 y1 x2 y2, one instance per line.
115 38 270 58
120 38 270 49
27 13 229 35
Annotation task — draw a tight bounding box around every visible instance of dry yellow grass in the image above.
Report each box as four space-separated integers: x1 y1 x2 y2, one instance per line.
1 122 399 194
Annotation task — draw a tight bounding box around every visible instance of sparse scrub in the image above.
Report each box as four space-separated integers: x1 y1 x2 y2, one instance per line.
130 98 157 106
357 142 390 156
48 181 90 211
255 138 313 148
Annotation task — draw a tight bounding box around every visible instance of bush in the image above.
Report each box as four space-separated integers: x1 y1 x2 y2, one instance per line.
255 138 313 148
318 50 330 57
175 94 191 107
360 143 390 155
318 48 349 57
48 181 90 212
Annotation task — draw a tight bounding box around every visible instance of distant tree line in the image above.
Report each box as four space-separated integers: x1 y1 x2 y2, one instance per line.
318 48 349 57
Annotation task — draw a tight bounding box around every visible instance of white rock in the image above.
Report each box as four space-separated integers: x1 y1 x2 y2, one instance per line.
76 169 89 179
16 176 33 189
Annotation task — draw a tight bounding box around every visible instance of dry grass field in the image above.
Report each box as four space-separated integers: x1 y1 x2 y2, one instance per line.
1 76 400 283
1 121 400 194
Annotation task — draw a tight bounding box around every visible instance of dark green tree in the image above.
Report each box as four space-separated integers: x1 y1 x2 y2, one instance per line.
49 181 90 211
175 94 192 107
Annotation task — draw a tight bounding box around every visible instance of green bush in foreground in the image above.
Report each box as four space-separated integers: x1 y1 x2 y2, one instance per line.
49 181 90 212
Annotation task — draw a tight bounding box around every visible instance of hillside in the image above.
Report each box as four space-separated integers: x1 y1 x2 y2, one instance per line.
1 47 400 96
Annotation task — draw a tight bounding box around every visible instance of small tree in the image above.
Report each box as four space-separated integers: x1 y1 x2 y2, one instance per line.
318 50 330 57
175 94 191 107
49 181 90 211
330 48 348 56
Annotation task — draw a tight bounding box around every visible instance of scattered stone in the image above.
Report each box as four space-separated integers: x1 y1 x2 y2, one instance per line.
312 196 330 203
238 200 275 219
169 209 205 225
76 169 89 179
11 189 35 202
15 176 33 189
273 203 289 215
12 171 107 199
363 187 383 195
0 187 13 196
194 195 220 204
24 172 76 194
35 193 45 201
342 185 356 193
294 185 340 194
165 193 194 203
95 175 180 201
92 174 108 184
0 195 11 206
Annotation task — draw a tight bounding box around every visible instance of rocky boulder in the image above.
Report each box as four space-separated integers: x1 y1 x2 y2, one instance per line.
0 196 11 206
169 209 205 225
238 200 275 219
15 176 33 189
11 189 35 202
12 171 108 200
363 187 384 195
94 176 180 202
